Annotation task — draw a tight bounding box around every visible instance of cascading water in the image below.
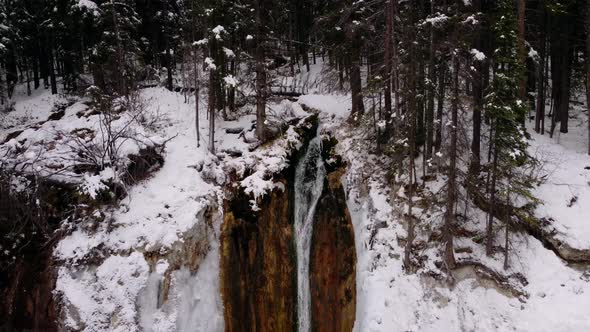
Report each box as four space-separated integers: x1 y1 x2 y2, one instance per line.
294 131 326 332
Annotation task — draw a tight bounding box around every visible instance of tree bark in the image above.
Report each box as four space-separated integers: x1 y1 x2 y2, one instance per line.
486 141 498 256
111 0 126 95
535 9 547 134
48 45 58 95
208 68 216 153
254 0 267 141
434 66 445 153
443 55 459 270
586 0 590 154
469 0 484 176
517 0 526 103
383 0 393 138
425 1 436 161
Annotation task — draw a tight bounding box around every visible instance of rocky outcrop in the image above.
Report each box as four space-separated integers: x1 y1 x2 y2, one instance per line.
220 179 297 332
220 122 357 332
0 253 58 332
0 179 78 332
309 162 356 332
220 115 319 332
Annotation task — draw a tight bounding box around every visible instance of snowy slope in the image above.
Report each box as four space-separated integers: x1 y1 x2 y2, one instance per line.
301 92 590 332
528 102 590 252
52 88 225 331
48 87 314 331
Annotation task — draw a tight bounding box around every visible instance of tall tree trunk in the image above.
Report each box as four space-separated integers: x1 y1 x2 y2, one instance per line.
425 1 436 161
194 58 200 147
486 140 498 256
24 57 31 96
111 0 126 95
535 10 547 134
254 0 267 141
349 54 364 120
207 34 217 153
229 59 236 113
166 47 174 91
559 53 572 134
434 66 445 153
443 55 459 270
503 185 511 269
0 63 9 110
33 52 40 90
208 68 216 153
190 0 200 147
383 0 393 139
49 46 58 95
404 67 417 273
517 0 526 103
470 0 484 176
403 8 419 273
346 0 364 122
550 9 574 135
587 0 590 154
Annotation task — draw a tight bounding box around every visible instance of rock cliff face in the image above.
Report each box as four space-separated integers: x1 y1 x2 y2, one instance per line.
1 253 58 331
0 180 77 332
221 180 297 332
310 166 356 332
220 128 357 332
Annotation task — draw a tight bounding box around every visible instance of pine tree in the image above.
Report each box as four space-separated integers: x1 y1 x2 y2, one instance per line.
484 0 535 263
92 0 141 95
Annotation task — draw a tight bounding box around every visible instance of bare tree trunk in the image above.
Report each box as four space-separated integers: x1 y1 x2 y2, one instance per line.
24 57 31 96
434 66 445 153
383 0 393 138
208 68 216 153
193 49 201 147
470 0 484 176
0 64 10 110
111 0 125 95
194 60 200 147
535 10 547 134
587 0 590 154
425 3 436 162
443 55 459 270
517 0 526 103
166 47 174 91
392 0 402 176
346 0 364 122
503 186 511 269
486 140 498 256
542 53 548 134
49 45 58 95
349 55 364 120
254 0 267 141
403 20 418 273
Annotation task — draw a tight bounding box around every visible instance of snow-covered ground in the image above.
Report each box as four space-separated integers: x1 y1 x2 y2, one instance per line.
49 88 225 331
0 84 314 331
0 84 65 140
301 92 590 332
528 101 590 251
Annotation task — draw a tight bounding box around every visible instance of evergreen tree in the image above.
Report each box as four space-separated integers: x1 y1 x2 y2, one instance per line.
92 0 141 95
484 0 536 263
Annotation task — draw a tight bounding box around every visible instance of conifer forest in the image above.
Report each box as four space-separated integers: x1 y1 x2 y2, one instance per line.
1 0 590 331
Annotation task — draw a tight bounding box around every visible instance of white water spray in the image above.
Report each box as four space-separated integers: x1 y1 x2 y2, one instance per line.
294 131 326 332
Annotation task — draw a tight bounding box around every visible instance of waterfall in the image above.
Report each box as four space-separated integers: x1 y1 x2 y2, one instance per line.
294 131 326 332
